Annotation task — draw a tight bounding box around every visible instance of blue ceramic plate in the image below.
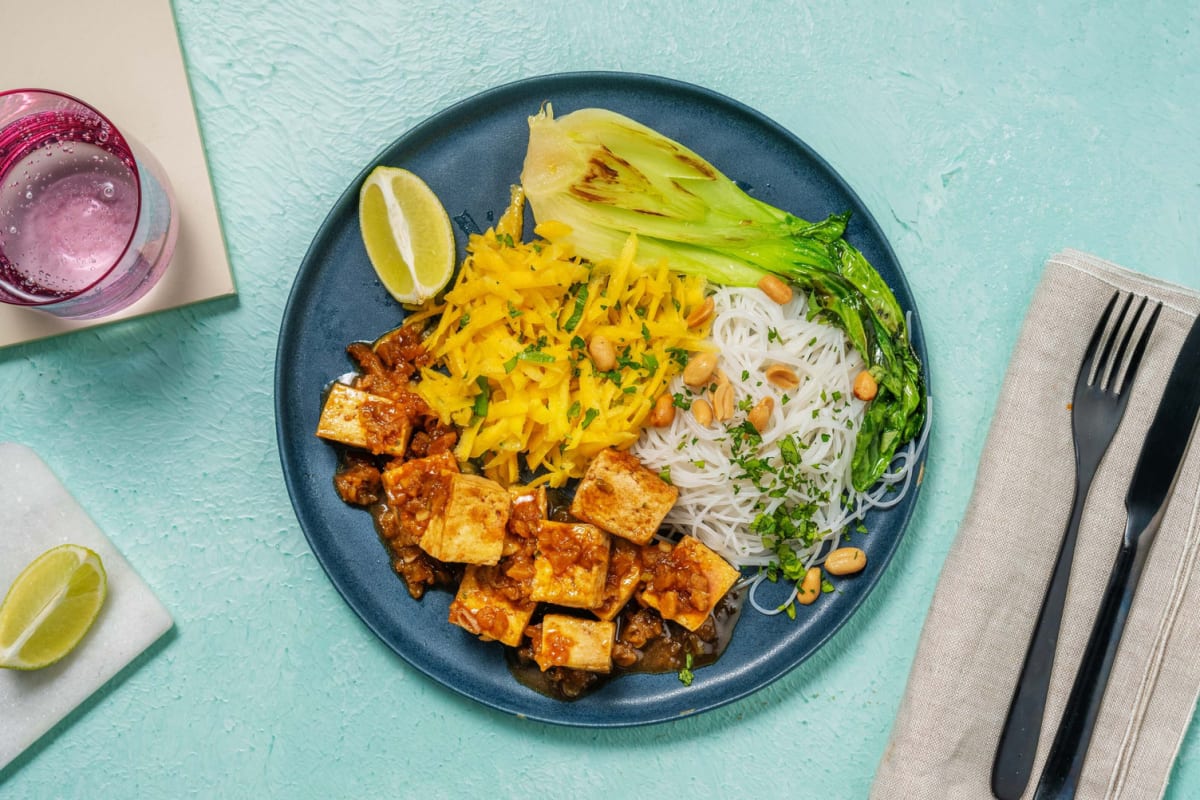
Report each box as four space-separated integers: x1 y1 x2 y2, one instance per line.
275 72 927 727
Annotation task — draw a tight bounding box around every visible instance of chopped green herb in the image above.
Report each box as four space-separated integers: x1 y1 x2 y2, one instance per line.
472 376 490 420
581 408 600 429
678 653 694 686
562 284 589 332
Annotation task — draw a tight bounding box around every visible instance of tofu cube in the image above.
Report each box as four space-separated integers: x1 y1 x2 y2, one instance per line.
316 383 411 456
639 536 741 631
419 473 511 565
531 520 610 609
379 452 459 548
592 538 645 621
448 565 537 647
506 485 548 544
532 614 616 673
569 449 678 544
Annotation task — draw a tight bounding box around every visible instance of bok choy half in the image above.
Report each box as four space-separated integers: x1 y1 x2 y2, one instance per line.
520 105 925 491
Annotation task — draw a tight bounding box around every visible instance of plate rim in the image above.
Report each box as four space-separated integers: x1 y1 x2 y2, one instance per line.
274 70 930 727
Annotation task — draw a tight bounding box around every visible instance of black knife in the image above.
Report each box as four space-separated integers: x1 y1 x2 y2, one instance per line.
1034 309 1200 799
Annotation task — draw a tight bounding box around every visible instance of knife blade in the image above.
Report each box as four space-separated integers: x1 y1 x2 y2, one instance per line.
1034 309 1200 799
1123 311 1200 537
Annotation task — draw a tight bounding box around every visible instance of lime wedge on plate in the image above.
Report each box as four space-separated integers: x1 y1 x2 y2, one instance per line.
359 166 456 305
0 544 107 670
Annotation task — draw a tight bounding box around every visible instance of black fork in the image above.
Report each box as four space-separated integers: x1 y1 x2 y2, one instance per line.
991 291 1162 800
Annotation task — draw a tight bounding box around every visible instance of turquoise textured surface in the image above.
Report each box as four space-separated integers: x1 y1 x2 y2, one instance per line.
1 1 1197 797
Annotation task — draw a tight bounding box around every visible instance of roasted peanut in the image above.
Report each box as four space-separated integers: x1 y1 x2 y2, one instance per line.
853 370 878 401
712 383 735 421
691 398 714 427
682 352 719 387
824 547 867 576
588 335 617 372
757 274 793 305
764 364 800 390
748 396 775 432
649 392 676 427
685 296 715 328
797 567 822 605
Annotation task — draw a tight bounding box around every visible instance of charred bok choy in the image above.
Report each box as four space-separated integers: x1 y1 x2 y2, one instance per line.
520 105 925 490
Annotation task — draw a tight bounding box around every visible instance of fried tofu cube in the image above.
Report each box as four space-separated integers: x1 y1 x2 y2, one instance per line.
592 538 646 621
640 536 741 631
570 449 678 544
506 485 548 545
379 452 459 548
532 614 616 673
316 383 411 456
531 520 610 609
448 565 537 647
419 473 511 565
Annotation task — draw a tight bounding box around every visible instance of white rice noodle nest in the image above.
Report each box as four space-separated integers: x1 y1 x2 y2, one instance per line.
632 286 927 586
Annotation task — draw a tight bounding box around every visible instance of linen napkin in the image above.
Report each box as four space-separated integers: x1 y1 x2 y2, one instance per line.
873 250 1200 800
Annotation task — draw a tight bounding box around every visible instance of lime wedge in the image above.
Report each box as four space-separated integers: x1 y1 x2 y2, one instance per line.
0 544 107 670
359 166 456 305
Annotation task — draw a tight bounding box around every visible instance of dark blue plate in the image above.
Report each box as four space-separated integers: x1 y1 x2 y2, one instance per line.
275 72 928 727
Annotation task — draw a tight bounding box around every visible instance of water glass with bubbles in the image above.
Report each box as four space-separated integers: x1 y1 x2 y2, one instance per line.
0 89 178 319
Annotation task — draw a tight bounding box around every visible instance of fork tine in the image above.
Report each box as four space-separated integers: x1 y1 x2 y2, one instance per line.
1078 291 1120 392
1096 293 1134 389
1114 300 1162 394
1105 296 1148 391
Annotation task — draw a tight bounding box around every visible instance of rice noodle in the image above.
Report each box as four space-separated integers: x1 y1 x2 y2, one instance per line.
632 287 929 593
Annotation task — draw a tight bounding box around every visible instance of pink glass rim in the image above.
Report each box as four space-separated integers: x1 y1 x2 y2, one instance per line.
0 87 144 307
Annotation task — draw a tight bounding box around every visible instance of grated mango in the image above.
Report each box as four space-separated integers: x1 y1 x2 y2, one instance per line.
413 200 710 488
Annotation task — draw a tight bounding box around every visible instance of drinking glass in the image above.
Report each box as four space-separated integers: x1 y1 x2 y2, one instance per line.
0 89 178 319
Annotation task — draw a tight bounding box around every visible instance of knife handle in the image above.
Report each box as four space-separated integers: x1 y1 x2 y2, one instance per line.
1034 538 1150 799
992 482 1090 800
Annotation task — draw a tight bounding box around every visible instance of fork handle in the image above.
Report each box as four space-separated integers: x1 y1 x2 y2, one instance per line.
1033 539 1148 799
992 481 1090 800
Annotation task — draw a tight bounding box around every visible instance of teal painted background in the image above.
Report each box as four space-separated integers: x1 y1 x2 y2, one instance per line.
2 1 1198 797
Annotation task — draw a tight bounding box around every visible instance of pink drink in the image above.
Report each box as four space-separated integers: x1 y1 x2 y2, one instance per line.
0 136 138 300
0 91 177 319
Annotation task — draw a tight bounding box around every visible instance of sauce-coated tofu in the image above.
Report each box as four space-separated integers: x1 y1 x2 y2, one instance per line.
316 383 412 456
506 485 547 549
531 520 610 609
419 473 511 565
448 565 537 647
569 449 678 545
592 538 645 622
639 536 740 631
532 614 616 673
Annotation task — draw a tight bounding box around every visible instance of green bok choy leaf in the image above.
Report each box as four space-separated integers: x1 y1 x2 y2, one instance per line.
520 105 925 490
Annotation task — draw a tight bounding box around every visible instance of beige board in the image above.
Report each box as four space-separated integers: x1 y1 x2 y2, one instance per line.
0 0 235 347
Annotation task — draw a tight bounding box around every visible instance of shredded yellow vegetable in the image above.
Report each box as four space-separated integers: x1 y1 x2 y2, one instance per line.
412 211 710 488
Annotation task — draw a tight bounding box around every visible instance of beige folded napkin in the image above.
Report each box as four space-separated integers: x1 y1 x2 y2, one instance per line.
873 250 1200 800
